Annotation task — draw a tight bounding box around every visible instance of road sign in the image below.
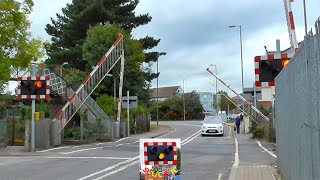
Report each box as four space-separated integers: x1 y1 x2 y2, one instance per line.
254 53 294 87
122 96 138 109
140 138 181 180
17 76 50 100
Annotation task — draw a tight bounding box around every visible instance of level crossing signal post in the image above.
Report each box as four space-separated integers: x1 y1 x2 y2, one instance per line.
17 75 50 151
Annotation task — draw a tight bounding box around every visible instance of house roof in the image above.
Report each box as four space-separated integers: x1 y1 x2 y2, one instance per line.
150 86 181 98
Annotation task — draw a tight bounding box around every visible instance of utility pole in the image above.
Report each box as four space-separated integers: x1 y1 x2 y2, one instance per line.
127 91 130 136
303 0 307 36
183 80 186 121
31 64 36 151
215 65 218 114
156 59 159 126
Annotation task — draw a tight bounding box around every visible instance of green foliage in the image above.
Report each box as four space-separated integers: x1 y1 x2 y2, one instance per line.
64 127 81 140
176 148 181 174
252 124 268 139
45 0 157 71
82 24 151 103
45 0 164 103
36 101 50 118
96 95 116 118
20 106 31 122
258 105 272 116
0 0 43 88
219 91 236 112
152 91 204 120
64 68 87 85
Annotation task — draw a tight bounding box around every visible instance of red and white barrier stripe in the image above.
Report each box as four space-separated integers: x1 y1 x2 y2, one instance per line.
53 34 124 123
254 53 294 87
144 142 178 166
284 0 299 53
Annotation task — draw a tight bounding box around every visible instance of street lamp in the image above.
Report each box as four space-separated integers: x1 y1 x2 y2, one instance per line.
156 58 159 126
229 25 244 93
183 80 186 121
60 62 69 77
210 64 218 114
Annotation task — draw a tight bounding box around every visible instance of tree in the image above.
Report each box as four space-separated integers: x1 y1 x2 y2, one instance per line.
0 0 42 88
219 91 236 112
45 0 164 77
153 92 204 120
82 24 151 102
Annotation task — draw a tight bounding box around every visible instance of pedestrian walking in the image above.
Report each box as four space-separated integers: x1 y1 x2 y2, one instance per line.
235 114 243 134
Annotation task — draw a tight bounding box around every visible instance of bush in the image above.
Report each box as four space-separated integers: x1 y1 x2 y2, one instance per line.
64 127 81 140
64 68 87 85
36 101 50 118
252 124 268 139
96 95 116 118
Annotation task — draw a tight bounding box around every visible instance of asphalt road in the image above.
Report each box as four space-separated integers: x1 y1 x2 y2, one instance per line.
0 121 237 180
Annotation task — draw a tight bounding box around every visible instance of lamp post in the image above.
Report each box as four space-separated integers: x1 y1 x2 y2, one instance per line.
229 25 244 93
210 64 218 114
183 80 186 121
156 59 159 126
303 0 307 36
60 62 69 77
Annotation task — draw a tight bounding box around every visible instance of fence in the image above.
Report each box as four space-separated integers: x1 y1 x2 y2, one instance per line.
0 109 8 148
275 17 320 180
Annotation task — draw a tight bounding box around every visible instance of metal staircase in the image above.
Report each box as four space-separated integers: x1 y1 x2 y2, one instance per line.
69 88 113 136
53 35 124 132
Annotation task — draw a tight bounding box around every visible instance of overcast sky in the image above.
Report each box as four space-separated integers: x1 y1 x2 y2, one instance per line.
26 0 320 94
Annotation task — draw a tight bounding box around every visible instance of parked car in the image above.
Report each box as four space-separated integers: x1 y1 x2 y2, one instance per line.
201 116 224 136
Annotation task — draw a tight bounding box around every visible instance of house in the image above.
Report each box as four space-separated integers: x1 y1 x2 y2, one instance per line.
149 86 183 101
231 87 273 113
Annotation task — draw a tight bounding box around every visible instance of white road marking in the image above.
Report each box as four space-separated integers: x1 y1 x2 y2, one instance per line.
114 137 130 143
232 137 239 167
76 156 139 180
181 131 200 145
46 156 131 160
36 146 70 152
78 126 200 179
218 173 223 180
93 160 139 180
256 140 277 158
60 147 103 155
181 130 201 143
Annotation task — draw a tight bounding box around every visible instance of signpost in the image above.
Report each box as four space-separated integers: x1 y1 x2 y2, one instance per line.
139 138 181 180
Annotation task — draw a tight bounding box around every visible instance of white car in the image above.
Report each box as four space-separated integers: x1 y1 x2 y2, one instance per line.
201 116 224 136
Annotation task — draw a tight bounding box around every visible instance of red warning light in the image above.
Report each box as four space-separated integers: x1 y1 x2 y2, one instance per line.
35 81 43 89
282 59 290 68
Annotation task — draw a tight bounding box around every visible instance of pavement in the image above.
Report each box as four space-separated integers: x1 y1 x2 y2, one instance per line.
0 125 172 156
0 121 277 180
227 123 277 180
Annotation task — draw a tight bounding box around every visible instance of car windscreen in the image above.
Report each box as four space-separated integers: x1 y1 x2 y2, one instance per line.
204 118 221 124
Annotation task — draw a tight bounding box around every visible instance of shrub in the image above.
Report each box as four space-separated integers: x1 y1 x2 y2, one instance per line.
252 124 268 139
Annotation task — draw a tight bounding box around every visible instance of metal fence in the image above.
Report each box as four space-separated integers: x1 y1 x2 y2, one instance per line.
275 17 320 180
0 109 8 148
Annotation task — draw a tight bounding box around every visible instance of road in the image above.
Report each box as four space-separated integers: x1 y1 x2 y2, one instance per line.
0 121 275 180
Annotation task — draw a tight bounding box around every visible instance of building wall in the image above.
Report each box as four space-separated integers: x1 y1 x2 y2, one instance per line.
198 92 216 112
261 87 275 101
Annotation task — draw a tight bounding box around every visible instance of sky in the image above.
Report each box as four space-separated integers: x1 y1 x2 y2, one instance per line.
13 0 320 94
